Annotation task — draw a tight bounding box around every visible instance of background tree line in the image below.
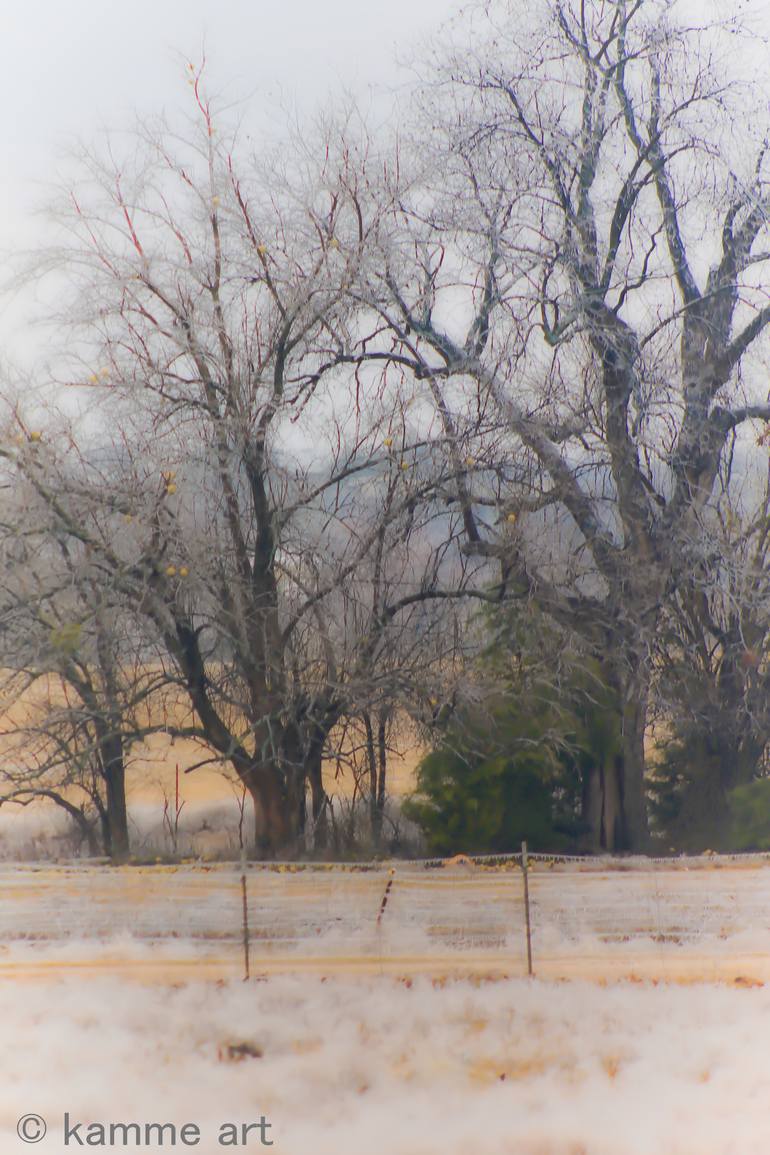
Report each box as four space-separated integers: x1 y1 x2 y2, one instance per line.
3 0 770 859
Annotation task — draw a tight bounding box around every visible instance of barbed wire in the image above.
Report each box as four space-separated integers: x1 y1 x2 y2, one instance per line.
227 848 770 873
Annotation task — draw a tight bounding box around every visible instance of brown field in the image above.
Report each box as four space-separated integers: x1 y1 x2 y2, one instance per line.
0 672 423 818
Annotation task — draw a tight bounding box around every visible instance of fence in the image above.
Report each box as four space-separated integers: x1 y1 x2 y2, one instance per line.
5 848 770 982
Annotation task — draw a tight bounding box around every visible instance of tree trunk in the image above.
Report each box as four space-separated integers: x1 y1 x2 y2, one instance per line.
71 807 101 857
102 739 130 862
237 715 334 859
581 764 603 852
364 712 389 848
581 757 625 851
616 688 650 852
364 713 381 847
241 753 319 859
281 720 329 854
581 760 616 852
376 715 387 842
580 669 650 853
243 764 292 859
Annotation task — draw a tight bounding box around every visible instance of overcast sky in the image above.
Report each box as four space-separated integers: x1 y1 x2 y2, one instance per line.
4 0 454 221
2 0 454 359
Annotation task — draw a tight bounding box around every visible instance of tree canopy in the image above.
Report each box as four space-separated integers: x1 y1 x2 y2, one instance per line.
3 1 770 858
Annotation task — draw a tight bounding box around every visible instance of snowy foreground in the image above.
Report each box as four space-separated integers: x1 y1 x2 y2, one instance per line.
3 858 770 1153
4 972 770 1155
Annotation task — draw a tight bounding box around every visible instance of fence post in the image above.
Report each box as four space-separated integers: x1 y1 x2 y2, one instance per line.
521 841 534 977
240 849 250 982
377 867 396 926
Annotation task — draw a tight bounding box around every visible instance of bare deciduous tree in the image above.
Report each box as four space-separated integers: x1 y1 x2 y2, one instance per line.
651 446 770 848
0 453 173 860
350 0 770 849
3 83 492 857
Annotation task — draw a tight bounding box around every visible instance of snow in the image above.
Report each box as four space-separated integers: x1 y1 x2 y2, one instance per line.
4 857 770 980
4 973 770 1154
3 858 770 1152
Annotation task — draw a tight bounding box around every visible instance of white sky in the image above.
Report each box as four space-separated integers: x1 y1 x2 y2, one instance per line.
2 0 455 360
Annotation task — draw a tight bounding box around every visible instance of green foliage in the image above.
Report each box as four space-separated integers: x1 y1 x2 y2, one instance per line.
648 735 726 851
561 665 623 773
405 597 630 856
649 732 770 853
726 781 770 852
403 698 583 856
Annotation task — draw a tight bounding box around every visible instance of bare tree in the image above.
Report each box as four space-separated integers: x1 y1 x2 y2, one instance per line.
4 80 492 857
347 0 770 849
651 447 770 848
0 453 172 860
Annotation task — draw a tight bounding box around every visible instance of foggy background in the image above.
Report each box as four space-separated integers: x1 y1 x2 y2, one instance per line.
2 0 453 362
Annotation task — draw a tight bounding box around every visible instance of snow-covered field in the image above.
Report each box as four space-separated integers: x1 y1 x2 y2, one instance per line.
4 858 770 1153
4 856 770 981
8 971 770 1155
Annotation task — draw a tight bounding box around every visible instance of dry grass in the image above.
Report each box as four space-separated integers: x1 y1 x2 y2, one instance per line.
0 673 424 820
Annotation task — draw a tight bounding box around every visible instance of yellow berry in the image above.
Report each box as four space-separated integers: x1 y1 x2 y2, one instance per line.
165 565 177 577
179 566 189 578
506 512 517 524
166 483 177 495
383 437 393 448
28 431 42 442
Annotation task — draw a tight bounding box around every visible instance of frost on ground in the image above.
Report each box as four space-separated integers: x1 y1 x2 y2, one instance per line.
3 860 770 1153
2 973 770 1155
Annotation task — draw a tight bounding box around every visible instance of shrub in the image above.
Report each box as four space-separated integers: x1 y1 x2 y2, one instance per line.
403 703 582 856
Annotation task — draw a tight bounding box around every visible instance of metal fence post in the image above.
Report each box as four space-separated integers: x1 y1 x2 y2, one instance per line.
240 850 250 982
521 841 534 977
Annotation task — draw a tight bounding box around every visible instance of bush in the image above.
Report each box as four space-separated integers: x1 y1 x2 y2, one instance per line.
403 704 582 856
726 780 770 851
